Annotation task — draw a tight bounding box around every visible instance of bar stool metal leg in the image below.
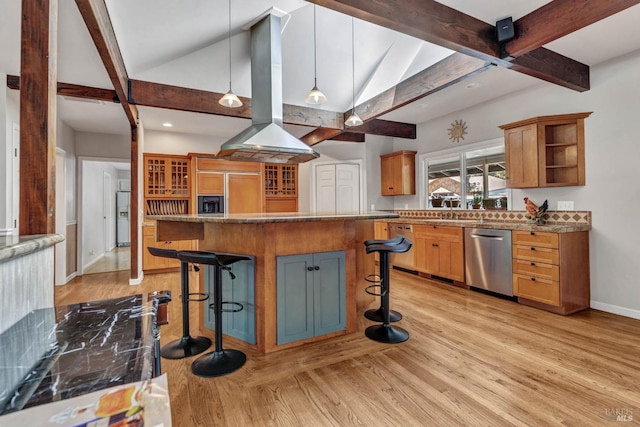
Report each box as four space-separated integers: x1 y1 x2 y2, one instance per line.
191 263 246 377
161 260 212 359
365 251 409 344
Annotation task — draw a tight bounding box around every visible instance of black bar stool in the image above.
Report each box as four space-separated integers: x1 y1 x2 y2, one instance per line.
147 247 211 359
363 238 412 344
176 250 250 378
364 234 405 323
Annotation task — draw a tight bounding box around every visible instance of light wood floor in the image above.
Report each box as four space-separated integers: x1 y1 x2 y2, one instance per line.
56 269 640 426
83 246 130 274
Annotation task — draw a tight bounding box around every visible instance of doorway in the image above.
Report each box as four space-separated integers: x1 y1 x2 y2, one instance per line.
78 158 130 275
313 161 363 214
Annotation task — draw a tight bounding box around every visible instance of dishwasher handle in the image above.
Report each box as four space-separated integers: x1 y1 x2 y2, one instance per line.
470 233 504 240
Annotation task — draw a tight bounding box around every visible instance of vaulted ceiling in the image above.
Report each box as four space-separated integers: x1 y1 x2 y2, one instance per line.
2 0 640 140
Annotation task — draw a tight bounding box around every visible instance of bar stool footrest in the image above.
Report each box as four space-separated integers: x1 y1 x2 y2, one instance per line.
365 284 387 297
364 307 402 322
208 301 244 313
186 292 209 302
364 274 381 283
191 349 246 378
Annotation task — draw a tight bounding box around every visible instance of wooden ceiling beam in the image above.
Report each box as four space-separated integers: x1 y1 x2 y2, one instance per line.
346 53 491 123
75 0 137 125
300 128 345 146
349 119 416 139
330 132 365 142
506 0 640 58
7 74 119 103
308 0 591 92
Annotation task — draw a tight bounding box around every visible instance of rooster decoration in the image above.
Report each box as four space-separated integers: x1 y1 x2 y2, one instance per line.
524 197 548 224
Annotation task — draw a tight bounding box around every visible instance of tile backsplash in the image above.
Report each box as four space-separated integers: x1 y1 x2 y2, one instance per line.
393 209 591 226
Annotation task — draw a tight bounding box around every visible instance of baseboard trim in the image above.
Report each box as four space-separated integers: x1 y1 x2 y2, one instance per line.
590 301 640 320
129 271 144 286
0 228 15 237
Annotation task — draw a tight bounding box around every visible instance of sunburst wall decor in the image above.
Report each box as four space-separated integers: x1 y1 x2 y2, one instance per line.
448 119 468 143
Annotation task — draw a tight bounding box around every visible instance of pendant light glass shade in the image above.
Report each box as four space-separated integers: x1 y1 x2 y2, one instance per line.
305 5 326 105
219 88 242 108
219 0 242 108
345 111 363 127
345 17 362 127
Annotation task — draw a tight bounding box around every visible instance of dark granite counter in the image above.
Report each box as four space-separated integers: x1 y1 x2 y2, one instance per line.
383 217 591 233
146 211 399 224
0 294 159 415
0 234 65 263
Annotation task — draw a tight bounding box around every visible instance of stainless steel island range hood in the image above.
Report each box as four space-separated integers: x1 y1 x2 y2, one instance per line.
216 13 320 164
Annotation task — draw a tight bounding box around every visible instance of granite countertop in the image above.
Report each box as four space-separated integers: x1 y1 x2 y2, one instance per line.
379 217 590 233
147 211 400 224
0 234 65 263
0 294 157 415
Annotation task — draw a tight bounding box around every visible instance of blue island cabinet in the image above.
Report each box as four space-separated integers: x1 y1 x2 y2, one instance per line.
204 256 256 344
276 251 346 345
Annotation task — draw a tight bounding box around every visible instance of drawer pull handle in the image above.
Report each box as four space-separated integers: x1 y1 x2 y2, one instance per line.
530 231 535 235
531 277 536 281
531 247 536 251
531 262 536 266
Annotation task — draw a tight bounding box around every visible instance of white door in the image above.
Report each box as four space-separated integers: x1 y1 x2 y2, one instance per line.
12 123 19 234
55 150 66 285
315 164 336 213
336 164 360 213
314 163 361 214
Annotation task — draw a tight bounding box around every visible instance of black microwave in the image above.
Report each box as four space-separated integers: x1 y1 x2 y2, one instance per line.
198 195 224 214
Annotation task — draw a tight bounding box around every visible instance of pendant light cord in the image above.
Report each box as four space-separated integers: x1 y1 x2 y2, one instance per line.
313 5 317 86
351 17 356 114
228 0 232 91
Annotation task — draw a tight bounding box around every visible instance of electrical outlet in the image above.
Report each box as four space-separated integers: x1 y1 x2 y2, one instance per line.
89 249 95 255
557 201 574 210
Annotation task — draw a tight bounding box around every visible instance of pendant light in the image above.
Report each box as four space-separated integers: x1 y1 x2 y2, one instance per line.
345 17 363 127
304 5 327 105
219 0 242 108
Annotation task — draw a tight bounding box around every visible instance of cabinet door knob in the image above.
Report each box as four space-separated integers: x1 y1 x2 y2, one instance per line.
531 262 535 266
531 277 536 281
531 247 536 251
307 266 314 271
314 266 320 271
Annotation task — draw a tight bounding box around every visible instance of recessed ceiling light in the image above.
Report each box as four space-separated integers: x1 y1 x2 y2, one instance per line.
162 122 173 127
466 82 481 89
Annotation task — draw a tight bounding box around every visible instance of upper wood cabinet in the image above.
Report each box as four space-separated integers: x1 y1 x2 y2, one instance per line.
499 112 591 188
144 154 190 198
380 151 416 196
197 172 224 195
263 164 298 212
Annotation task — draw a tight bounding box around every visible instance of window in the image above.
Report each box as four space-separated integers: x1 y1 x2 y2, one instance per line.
423 142 508 210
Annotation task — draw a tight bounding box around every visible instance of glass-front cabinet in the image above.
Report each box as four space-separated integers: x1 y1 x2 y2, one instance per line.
145 155 190 198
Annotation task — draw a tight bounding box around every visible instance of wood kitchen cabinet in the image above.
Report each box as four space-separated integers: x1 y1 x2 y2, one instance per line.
511 230 589 314
263 164 298 212
144 154 190 198
380 151 416 196
142 223 194 271
414 224 464 282
499 112 591 188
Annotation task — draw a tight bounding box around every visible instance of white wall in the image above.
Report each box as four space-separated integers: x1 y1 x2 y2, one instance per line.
391 49 640 318
76 131 130 158
144 129 226 155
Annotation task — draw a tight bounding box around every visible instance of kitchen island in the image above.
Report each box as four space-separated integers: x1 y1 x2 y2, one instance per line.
149 212 399 353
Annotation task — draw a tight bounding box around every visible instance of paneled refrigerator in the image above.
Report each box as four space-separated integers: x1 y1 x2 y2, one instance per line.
116 191 130 246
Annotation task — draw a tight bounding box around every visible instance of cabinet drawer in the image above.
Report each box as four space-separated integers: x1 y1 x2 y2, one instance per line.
512 245 559 265
197 158 261 172
414 224 462 241
512 259 559 281
512 231 558 248
513 274 560 306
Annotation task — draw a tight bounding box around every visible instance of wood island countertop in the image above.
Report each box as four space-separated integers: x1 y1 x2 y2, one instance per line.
146 211 399 224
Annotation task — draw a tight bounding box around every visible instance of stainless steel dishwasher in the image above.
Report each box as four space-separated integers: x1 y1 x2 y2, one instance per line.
388 223 415 270
465 228 513 297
